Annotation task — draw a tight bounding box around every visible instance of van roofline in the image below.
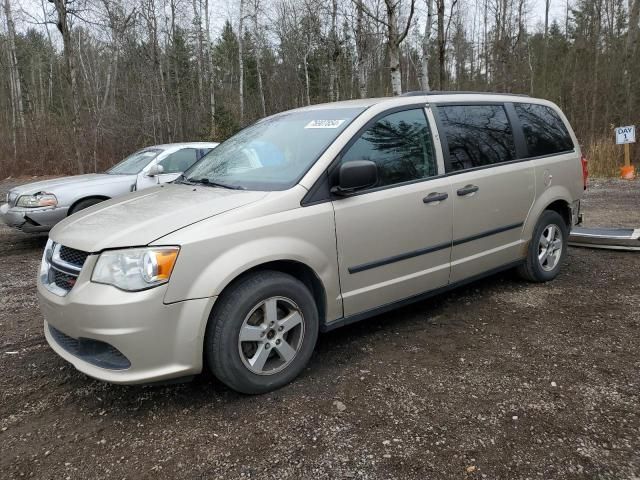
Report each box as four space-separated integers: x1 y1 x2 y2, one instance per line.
401 90 530 97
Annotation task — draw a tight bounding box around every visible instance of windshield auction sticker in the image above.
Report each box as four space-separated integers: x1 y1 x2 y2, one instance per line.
304 120 346 129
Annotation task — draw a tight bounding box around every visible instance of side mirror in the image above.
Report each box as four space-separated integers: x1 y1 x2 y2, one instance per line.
146 164 164 177
331 160 378 195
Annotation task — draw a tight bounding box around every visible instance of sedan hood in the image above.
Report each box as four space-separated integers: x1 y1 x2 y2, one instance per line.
9 174 135 196
50 184 268 252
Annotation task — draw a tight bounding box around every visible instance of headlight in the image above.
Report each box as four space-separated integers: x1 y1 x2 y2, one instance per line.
91 247 180 291
16 193 58 208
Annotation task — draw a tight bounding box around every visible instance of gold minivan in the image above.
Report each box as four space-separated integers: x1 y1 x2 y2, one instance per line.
38 93 587 393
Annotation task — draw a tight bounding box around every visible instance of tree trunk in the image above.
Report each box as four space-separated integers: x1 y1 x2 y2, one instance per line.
355 2 368 98
437 0 446 89
52 0 84 173
252 0 266 117
420 0 434 90
328 0 338 101
303 52 311 105
624 0 640 119
589 0 602 139
4 0 25 140
204 0 216 137
543 0 550 90
386 1 402 95
238 0 245 123
193 0 204 102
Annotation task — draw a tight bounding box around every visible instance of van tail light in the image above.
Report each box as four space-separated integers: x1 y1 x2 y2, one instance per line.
581 154 588 190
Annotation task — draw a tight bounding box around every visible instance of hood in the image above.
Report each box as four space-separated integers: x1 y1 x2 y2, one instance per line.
10 174 134 196
50 184 268 252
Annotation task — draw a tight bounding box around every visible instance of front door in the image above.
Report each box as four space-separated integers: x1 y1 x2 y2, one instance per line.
332 108 453 317
434 103 535 283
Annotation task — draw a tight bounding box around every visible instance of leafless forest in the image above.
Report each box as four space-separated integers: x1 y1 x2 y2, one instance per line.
1 0 639 176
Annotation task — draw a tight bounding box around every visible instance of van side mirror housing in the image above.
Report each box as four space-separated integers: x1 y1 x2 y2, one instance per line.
331 160 378 195
147 164 164 177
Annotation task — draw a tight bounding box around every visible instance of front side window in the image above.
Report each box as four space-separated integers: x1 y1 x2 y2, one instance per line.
158 148 199 173
438 105 516 172
515 103 574 157
107 149 161 175
185 107 365 190
339 109 437 188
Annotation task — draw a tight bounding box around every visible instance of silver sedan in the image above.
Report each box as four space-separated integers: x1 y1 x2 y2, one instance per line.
1 142 218 233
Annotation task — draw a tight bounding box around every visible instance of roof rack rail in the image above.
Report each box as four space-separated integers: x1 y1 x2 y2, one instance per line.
400 90 530 97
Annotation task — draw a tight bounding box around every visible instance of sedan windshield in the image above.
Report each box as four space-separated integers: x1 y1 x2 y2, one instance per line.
107 149 162 175
184 107 366 190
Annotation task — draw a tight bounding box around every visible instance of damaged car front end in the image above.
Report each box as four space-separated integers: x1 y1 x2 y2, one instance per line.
1 190 68 232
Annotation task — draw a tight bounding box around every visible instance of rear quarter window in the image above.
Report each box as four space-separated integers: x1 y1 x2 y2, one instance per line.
514 103 574 157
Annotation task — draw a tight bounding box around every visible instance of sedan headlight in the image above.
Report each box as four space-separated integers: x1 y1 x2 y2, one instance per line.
16 193 58 208
91 247 180 291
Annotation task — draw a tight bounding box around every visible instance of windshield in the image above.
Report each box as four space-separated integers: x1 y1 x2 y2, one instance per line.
184 107 366 190
107 149 162 175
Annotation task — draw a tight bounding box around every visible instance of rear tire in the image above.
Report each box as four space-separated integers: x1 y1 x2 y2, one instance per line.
518 210 568 282
68 198 105 215
205 270 319 394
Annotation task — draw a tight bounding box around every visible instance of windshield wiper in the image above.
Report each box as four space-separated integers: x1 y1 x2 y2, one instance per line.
173 174 194 185
190 178 245 190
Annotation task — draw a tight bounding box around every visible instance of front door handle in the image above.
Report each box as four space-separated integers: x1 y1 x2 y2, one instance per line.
457 184 479 196
423 192 449 204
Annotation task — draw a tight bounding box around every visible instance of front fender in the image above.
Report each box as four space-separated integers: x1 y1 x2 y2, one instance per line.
162 201 342 321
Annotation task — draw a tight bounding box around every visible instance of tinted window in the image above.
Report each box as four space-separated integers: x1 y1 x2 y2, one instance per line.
159 148 199 173
438 105 516 172
515 103 573 157
340 109 437 188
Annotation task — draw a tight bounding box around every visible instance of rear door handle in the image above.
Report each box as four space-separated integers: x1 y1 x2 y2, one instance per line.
423 192 449 204
457 184 479 196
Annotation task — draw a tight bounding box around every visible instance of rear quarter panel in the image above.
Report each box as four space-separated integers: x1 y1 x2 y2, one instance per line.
522 103 584 241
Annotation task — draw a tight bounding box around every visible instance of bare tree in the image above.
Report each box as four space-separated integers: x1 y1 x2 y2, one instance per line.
420 0 434 90
355 0 416 95
625 0 640 118
3 0 25 157
204 0 216 136
355 1 369 97
51 0 84 173
238 0 245 123
251 0 266 116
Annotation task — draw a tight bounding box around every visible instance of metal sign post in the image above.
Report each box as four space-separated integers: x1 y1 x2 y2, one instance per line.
615 125 636 178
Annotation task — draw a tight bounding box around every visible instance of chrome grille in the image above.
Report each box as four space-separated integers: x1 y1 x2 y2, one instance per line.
53 269 77 291
59 246 90 268
41 242 90 296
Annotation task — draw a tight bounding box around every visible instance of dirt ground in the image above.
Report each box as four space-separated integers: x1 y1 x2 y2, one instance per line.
1 178 639 480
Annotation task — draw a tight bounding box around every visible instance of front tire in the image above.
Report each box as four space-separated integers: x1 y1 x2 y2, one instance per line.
205 270 319 394
518 210 568 282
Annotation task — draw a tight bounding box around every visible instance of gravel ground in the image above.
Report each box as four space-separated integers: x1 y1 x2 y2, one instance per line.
1 178 639 480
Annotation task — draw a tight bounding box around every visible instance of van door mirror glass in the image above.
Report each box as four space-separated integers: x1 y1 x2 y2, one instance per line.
332 160 378 195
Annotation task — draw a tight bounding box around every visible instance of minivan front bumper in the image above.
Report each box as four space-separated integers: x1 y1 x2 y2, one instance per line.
38 266 215 384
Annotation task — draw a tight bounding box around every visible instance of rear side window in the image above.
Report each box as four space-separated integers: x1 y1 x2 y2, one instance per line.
438 104 516 172
340 108 437 188
514 103 574 157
